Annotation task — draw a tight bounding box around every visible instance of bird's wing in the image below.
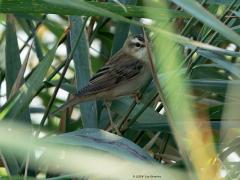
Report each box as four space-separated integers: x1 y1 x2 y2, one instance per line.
77 56 145 96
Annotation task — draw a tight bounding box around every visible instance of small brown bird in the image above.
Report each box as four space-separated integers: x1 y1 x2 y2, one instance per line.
53 34 152 113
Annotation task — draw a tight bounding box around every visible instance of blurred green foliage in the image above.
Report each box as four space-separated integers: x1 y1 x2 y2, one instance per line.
0 0 240 179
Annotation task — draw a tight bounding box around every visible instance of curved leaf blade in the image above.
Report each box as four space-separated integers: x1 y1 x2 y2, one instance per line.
44 128 155 162
172 0 240 46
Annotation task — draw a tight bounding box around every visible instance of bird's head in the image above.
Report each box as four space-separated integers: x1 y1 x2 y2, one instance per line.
123 34 147 60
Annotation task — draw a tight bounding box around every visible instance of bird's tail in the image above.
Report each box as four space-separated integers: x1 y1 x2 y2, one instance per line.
51 95 92 115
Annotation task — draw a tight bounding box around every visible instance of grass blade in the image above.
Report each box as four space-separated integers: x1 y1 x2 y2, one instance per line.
111 0 137 55
0 0 189 20
172 0 240 46
0 33 66 120
70 16 97 128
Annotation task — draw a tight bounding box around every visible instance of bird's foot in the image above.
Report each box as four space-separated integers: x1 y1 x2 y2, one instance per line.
133 91 141 104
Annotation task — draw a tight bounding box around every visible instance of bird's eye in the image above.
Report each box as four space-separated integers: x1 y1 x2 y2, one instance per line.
135 42 141 47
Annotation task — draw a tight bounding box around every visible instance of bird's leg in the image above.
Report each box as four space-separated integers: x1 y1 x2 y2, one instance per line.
133 91 141 104
104 100 121 135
